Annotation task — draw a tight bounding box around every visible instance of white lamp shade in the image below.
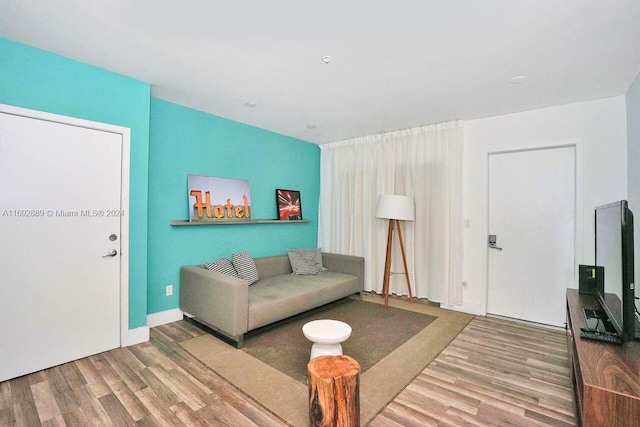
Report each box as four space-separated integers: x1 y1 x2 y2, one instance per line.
375 195 415 221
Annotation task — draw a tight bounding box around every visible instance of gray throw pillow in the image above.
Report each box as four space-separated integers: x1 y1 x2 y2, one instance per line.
287 248 327 275
232 250 259 284
203 257 240 278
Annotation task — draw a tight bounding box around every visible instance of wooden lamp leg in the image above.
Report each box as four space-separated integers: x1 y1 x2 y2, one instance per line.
382 219 394 308
396 222 413 303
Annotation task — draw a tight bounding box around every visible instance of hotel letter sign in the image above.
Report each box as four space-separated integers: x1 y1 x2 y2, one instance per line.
187 174 251 221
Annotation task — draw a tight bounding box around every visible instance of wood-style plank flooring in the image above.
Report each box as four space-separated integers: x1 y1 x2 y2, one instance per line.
0 321 286 427
0 315 575 426
370 316 576 427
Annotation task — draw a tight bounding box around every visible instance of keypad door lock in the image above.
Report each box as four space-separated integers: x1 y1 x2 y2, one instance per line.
488 234 503 250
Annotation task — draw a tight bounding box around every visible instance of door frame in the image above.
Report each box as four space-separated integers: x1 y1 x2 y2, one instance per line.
481 140 584 317
1 103 130 346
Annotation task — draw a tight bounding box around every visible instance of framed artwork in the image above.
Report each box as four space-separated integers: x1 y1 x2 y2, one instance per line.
276 189 302 220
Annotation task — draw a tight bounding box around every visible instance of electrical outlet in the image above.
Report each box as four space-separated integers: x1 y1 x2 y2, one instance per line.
166 285 173 296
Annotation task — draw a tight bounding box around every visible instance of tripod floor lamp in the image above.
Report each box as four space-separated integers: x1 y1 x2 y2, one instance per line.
375 194 415 308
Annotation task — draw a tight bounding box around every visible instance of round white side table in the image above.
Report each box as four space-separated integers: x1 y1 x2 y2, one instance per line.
302 319 352 360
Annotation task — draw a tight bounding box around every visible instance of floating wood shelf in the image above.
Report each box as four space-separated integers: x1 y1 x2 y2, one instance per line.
170 219 311 226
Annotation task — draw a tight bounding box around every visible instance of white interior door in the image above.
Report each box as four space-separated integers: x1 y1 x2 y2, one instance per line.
0 111 123 382
487 146 575 327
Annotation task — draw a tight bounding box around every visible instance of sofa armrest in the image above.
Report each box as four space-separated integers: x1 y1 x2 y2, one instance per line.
179 266 249 339
321 252 365 292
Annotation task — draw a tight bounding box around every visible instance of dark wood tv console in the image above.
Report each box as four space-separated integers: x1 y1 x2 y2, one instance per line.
566 289 640 426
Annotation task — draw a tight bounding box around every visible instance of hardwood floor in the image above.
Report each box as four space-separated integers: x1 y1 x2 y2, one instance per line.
0 316 575 426
0 321 286 427
370 316 576 427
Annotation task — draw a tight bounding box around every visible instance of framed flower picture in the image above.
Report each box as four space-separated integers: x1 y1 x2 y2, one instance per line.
276 189 302 220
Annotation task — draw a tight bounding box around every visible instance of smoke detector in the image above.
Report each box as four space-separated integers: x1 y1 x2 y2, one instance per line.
322 55 332 64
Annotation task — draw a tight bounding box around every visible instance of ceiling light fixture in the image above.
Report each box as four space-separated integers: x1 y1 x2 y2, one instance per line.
306 124 318 129
509 75 527 84
322 55 331 64
244 101 257 107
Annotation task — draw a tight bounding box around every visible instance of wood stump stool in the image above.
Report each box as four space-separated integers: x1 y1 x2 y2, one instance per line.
307 355 360 427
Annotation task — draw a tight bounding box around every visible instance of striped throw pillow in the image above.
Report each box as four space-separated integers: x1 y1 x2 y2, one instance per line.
232 250 259 285
203 257 240 278
287 248 327 275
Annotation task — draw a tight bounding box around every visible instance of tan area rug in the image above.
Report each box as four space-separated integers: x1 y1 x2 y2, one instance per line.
180 294 473 426
241 298 436 383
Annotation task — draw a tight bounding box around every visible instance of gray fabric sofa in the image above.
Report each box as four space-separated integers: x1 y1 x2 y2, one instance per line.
179 252 365 348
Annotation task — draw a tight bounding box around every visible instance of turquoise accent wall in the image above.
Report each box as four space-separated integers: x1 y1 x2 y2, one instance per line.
0 37 322 323
148 98 320 314
0 38 150 329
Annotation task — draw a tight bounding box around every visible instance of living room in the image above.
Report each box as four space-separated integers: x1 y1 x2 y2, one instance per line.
1 2 639 426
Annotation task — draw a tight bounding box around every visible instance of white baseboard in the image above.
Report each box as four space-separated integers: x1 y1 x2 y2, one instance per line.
444 301 483 315
147 308 184 328
122 326 149 347
120 308 184 347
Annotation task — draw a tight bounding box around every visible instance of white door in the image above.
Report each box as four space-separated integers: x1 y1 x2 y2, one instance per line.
487 146 575 327
0 111 123 382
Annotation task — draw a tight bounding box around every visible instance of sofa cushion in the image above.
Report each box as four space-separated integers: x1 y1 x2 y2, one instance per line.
232 250 259 285
253 255 293 278
247 272 359 330
287 248 328 275
203 257 240 277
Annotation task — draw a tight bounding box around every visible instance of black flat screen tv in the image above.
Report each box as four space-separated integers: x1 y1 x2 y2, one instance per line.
594 200 637 341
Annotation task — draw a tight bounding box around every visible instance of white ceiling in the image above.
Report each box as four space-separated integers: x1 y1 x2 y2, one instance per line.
1 1 639 144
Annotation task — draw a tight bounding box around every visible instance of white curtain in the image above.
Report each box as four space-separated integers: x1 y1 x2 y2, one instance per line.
318 121 464 305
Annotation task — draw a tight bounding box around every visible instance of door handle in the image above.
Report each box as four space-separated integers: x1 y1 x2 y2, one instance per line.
102 249 118 257
488 235 503 250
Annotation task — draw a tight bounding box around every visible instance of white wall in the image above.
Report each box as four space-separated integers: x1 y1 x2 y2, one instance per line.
626 72 640 289
449 96 628 315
